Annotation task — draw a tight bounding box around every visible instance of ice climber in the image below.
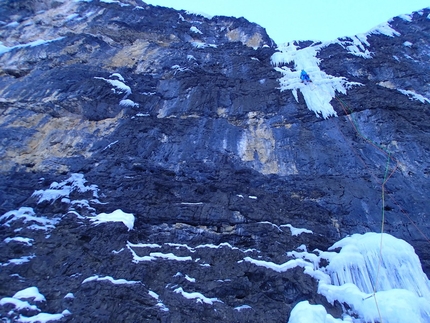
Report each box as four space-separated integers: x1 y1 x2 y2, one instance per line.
300 69 312 84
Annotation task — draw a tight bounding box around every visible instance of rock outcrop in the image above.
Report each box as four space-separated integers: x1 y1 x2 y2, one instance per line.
0 1 429 322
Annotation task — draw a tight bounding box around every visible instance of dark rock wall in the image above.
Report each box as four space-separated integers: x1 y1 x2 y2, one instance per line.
0 1 429 322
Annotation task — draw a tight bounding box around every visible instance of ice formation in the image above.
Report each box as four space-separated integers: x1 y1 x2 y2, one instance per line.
271 42 359 119
271 20 407 120
287 232 430 323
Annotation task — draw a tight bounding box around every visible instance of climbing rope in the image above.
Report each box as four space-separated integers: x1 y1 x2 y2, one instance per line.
334 96 395 323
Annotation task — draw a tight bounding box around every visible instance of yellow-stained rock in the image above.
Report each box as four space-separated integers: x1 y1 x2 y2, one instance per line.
1 108 122 173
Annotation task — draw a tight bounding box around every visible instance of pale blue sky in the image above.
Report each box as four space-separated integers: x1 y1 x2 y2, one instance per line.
145 0 430 44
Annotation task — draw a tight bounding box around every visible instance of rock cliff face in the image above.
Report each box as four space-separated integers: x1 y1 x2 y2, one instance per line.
0 1 429 322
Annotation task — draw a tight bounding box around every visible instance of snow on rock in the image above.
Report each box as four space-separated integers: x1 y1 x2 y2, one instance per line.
0 288 69 323
190 26 203 34
149 252 192 261
334 35 372 58
148 291 169 312
0 297 39 311
397 89 430 104
13 287 46 302
32 173 99 204
90 209 135 231
286 232 430 323
185 275 196 283
0 37 65 55
127 242 192 263
399 14 413 22
271 42 360 119
119 99 139 108
110 73 124 82
1 254 36 266
4 237 34 246
288 301 348 323
185 10 213 19
244 257 311 273
281 224 313 236
173 287 221 305
82 275 140 285
0 207 59 231
17 312 66 323
368 21 401 38
94 76 131 95
234 305 252 311
64 293 74 299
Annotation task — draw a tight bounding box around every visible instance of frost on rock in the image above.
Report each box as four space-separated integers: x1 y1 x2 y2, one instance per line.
286 232 430 323
271 42 360 119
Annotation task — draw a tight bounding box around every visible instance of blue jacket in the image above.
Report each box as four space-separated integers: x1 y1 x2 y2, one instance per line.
300 70 310 81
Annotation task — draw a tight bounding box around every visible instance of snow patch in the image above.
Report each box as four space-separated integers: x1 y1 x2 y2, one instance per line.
0 37 64 55
244 257 311 273
185 10 213 19
127 242 192 263
90 209 135 231
0 207 59 231
368 22 400 37
398 14 413 22
148 291 169 311
110 73 124 82
190 40 217 49
120 99 139 108
280 224 313 236
95 77 131 95
398 89 430 104
4 237 34 246
100 0 130 7
17 312 66 323
64 293 74 299
185 275 196 283
32 173 98 204
234 305 252 311
190 26 203 34
82 275 140 285
0 297 39 311
13 287 46 302
173 287 221 305
1 254 36 266
288 301 347 323
0 288 68 322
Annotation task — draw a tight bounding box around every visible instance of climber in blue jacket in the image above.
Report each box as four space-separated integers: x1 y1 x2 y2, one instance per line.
300 70 312 84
